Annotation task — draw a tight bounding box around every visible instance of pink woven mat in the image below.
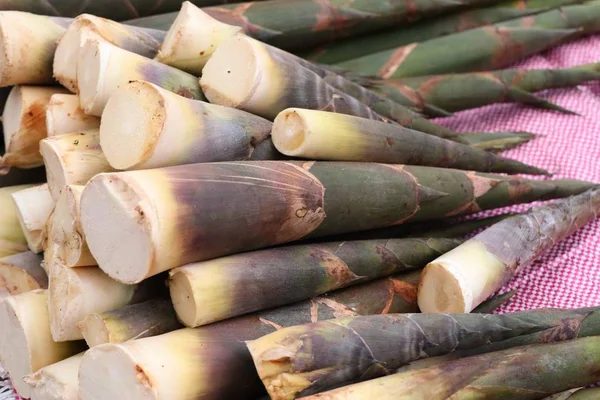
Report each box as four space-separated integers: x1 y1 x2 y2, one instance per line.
3 34 600 400
433 34 600 314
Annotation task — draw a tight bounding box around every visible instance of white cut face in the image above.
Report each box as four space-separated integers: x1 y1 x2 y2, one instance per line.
417 262 467 314
2 86 23 151
77 39 109 116
47 263 84 342
39 139 67 201
100 81 166 170
201 36 260 108
168 270 197 327
53 21 98 93
0 299 32 398
80 175 153 284
79 345 158 400
272 110 307 155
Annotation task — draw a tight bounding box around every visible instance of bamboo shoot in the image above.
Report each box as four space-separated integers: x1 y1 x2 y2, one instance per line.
23 353 84 400
45 94 100 137
0 251 47 295
11 184 54 253
0 184 33 258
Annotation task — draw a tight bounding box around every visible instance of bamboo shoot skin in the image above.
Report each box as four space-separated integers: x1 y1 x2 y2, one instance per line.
47 262 158 342
0 290 85 398
100 81 274 170
80 162 599 284
11 184 54 253
0 12 71 86
299 336 600 400
54 14 165 93
156 2 241 75
78 271 421 400
2 86 69 170
271 108 547 175
419 188 600 313
23 353 84 400
77 40 204 117
45 94 100 137
0 184 33 258
0 251 47 294
47 185 95 267
78 299 182 347
200 35 384 121
169 237 461 327
40 130 115 200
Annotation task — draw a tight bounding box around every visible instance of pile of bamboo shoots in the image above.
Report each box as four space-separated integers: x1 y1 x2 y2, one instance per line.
0 1 599 399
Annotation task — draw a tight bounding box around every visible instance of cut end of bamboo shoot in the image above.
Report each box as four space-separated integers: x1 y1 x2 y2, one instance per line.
80 174 154 284
46 94 100 137
23 353 84 400
77 39 111 116
168 269 198 327
201 35 262 109
54 23 100 93
271 109 307 155
11 184 54 253
418 240 507 313
2 85 22 148
48 185 96 267
156 2 242 75
77 313 111 348
79 344 159 400
100 81 166 170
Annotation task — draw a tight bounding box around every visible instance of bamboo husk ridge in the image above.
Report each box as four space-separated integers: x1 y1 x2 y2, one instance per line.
168 237 462 327
79 161 597 283
78 270 422 400
100 81 276 171
418 188 600 313
54 14 166 92
11 184 54 253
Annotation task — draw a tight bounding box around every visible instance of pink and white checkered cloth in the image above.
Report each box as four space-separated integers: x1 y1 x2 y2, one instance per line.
3 34 600 400
433 34 600 314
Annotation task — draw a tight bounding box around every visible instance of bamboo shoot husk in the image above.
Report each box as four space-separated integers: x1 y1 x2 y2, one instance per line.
0 290 85 398
54 14 165 92
271 108 547 175
77 39 204 117
39 130 115 200
45 94 100 137
79 161 597 284
78 270 422 400
0 12 71 86
23 353 84 400
47 261 160 342
100 81 275 170
46 185 95 267
78 299 182 347
0 251 47 295
0 184 33 258
418 188 600 313
11 184 54 253
2 86 69 170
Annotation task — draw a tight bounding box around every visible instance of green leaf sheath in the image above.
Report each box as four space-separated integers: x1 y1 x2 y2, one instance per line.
302 0 588 64
302 336 600 400
337 2 600 78
338 26 576 78
473 188 600 281
247 310 597 399
472 290 517 313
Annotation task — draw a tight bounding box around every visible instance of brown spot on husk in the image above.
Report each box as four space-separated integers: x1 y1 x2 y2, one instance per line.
378 43 418 79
